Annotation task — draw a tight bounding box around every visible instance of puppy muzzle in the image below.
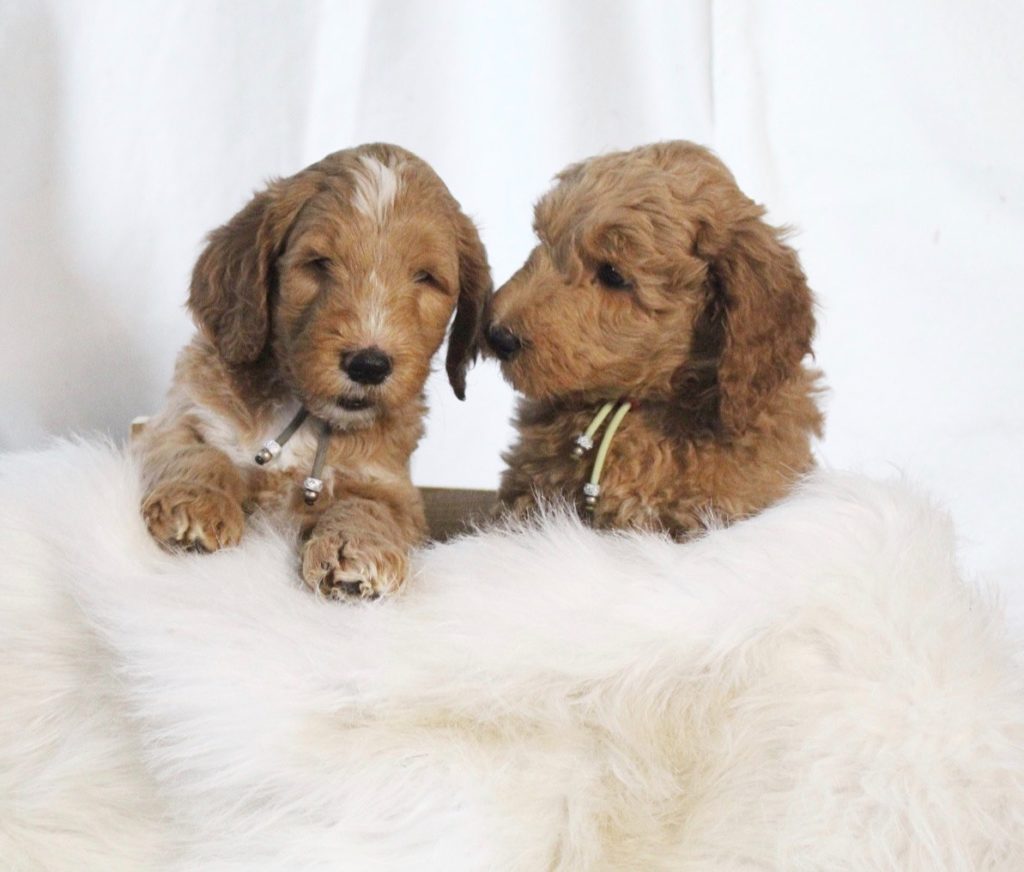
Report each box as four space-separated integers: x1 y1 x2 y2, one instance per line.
485 323 522 362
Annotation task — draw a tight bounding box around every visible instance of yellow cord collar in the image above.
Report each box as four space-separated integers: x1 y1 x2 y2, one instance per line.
570 399 634 513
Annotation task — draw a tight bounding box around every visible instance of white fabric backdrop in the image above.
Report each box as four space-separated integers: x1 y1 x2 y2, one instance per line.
1 1 1022 614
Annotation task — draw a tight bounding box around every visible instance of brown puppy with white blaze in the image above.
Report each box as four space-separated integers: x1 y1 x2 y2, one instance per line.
486 141 823 537
136 143 490 598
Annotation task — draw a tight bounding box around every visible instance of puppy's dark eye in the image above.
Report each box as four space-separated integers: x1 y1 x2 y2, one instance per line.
596 263 630 289
413 270 438 287
306 256 332 274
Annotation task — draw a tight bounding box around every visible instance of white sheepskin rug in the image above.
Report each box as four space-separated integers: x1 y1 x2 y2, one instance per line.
2 441 1023 871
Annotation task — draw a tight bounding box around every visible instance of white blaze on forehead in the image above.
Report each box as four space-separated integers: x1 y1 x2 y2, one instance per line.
350 154 401 224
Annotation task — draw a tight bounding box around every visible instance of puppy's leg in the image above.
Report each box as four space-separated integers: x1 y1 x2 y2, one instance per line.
301 478 425 600
136 418 247 553
497 445 547 521
497 480 540 520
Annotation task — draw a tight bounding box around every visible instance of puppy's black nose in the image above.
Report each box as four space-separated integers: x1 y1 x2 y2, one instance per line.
343 348 392 385
486 324 522 361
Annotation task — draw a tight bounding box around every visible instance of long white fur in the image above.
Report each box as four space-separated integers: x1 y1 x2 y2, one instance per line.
1 440 1022 870
350 155 400 225
182 391 318 469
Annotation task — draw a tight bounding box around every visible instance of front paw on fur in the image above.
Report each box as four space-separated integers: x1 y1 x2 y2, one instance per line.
142 482 245 553
301 533 408 601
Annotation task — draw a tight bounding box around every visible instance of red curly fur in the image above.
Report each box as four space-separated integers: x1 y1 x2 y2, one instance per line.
487 141 823 536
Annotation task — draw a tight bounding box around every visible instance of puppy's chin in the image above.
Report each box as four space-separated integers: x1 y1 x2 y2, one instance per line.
324 404 380 430
499 357 643 406
336 395 374 412
302 393 381 430
494 356 532 395
496 355 579 403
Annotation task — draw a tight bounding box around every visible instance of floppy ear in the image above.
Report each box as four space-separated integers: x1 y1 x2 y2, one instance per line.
189 175 319 365
445 210 493 400
703 212 815 433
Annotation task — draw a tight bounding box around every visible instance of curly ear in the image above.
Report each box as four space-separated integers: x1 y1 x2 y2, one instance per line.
445 210 493 400
189 175 319 365
708 213 815 433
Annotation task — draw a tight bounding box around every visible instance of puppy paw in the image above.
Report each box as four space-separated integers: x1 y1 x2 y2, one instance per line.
301 529 408 600
142 482 245 553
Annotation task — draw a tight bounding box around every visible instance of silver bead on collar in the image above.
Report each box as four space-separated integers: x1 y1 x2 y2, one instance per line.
254 407 331 505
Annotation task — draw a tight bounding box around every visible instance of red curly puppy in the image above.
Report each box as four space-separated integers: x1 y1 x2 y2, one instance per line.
136 143 490 598
486 141 823 536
